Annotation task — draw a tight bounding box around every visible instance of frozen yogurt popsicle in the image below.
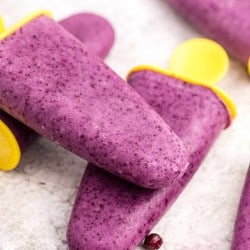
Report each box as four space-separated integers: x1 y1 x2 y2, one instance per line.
167 0 250 72
59 13 114 59
0 12 115 171
67 40 236 249
231 167 250 250
0 12 189 188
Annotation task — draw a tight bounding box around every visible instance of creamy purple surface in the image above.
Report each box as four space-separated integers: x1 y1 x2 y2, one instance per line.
232 167 250 250
0 13 115 154
67 70 230 250
0 15 188 188
59 13 114 59
168 0 250 63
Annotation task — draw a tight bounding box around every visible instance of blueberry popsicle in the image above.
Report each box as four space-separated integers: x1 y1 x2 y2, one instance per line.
167 0 250 71
67 38 235 249
0 12 115 171
59 13 114 59
231 167 250 250
0 12 189 188
67 66 235 249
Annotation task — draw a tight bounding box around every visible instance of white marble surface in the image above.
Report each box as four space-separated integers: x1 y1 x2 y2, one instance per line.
0 0 250 249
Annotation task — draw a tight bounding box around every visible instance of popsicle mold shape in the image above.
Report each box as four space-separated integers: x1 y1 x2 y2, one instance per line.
67 40 236 249
231 167 250 250
167 0 250 72
0 12 115 171
0 12 189 188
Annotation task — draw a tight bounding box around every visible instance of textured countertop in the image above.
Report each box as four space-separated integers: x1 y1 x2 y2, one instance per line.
0 0 250 249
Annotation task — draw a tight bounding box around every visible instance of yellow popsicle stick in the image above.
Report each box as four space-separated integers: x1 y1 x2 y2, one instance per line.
0 16 6 34
169 38 229 85
0 10 52 41
248 57 250 75
128 64 237 120
0 120 21 171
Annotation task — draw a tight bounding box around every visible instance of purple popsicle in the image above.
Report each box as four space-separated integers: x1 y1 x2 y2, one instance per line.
167 0 250 65
231 167 250 250
0 12 115 170
67 68 234 249
0 13 189 188
59 13 114 59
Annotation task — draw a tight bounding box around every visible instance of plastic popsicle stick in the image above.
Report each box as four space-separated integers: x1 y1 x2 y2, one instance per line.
0 120 21 171
0 16 6 34
128 38 236 120
168 38 229 85
128 64 236 121
248 58 250 75
0 17 21 171
168 38 235 119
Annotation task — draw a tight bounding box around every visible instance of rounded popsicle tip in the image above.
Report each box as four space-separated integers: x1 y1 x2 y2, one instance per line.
0 120 21 171
59 13 115 59
135 162 190 190
169 38 229 85
67 224 114 250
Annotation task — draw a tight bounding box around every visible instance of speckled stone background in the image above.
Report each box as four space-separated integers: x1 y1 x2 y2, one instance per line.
0 0 249 249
